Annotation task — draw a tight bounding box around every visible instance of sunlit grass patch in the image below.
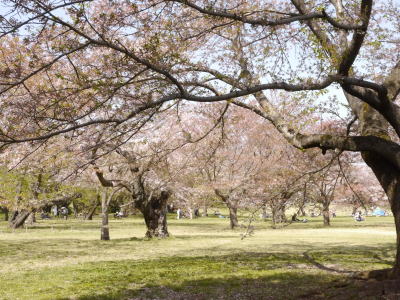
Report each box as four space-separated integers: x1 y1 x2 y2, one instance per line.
0 214 396 299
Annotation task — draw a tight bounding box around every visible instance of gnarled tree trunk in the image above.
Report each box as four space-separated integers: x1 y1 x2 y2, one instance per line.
141 191 170 238
93 150 171 239
271 205 287 226
270 199 288 227
362 151 400 277
9 209 31 229
345 85 400 277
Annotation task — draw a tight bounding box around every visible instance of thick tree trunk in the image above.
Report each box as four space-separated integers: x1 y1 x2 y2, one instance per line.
9 210 31 229
228 206 239 229
271 209 279 225
393 208 400 277
2 208 8 221
100 194 110 241
272 205 287 226
25 212 36 225
366 157 400 277
345 90 400 277
322 205 330 226
361 150 400 277
142 191 169 238
94 160 170 239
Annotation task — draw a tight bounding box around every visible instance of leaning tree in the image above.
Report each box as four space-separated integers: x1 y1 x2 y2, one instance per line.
1 0 400 277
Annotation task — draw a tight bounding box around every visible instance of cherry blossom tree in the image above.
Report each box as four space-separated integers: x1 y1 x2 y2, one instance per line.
0 141 84 228
1 0 400 276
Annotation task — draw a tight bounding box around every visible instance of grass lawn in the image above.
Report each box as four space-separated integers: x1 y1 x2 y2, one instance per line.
0 213 396 299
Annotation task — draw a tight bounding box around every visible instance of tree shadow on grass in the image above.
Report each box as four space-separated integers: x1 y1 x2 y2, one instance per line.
1 244 397 299
57 267 397 300
169 221 227 228
44 245 398 299
69 273 361 300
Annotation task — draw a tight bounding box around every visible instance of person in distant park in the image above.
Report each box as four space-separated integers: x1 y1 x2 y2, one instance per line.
291 213 301 222
176 208 181 220
40 212 51 219
167 204 174 213
60 207 69 220
354 210 364 222
194 208 200 217
332 211 337 218
114 211 124 218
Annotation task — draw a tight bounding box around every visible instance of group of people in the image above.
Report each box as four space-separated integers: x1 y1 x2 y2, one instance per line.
40 206 69 219
176 208 201 219
291 213 308 223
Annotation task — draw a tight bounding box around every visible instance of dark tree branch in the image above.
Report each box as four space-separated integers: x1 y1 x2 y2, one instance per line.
168 0 365 30
94 166 114 187
338 0 372 76
383 60 400 101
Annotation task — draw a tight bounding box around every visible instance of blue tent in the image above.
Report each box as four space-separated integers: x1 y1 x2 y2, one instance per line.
372 208 385 216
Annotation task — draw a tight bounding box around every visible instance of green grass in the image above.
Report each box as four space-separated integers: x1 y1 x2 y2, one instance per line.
0 213 396 299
